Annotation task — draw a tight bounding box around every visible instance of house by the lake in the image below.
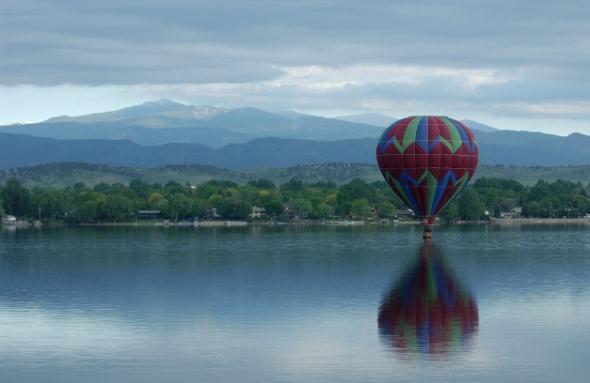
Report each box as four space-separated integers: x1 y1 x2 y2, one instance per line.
250 206 266 219
2 215 17 225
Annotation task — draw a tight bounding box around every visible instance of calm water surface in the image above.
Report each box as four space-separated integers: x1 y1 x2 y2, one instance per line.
0 225 589 382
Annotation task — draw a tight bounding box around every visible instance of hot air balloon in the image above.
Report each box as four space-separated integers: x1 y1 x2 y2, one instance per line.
378 243 478 358
376 116 478 238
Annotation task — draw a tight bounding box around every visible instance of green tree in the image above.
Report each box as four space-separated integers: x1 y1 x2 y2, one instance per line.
378 201 395 218
154 198 170 216
539 197 554 218
457 188 484 221
168 193 194 221
207 194 224 210
525 201 541 217
74 191 107 222
351 199 372 219
30 188 66 220
192 198 207 218
573 195 589 215
247 179 276 189
79 200 99 222
315 202 335 219
441 201 460 221
2 179 31 217
129 179 150 198
338 179 374 206
148 192 163 207
281 178 305 193
164 181 188 195
6 175 590 225
325 193 338 206
288 198 313 219
260 197 283 218
104 194 134 221
225 201 251 220
195 183 219 200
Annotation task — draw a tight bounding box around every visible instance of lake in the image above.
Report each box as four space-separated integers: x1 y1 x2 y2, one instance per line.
0 225 588 382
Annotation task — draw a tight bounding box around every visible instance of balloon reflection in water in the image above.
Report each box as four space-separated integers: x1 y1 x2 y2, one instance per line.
378 243 478 357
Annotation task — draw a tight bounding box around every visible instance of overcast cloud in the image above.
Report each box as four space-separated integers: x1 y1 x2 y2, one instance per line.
1 0 589 133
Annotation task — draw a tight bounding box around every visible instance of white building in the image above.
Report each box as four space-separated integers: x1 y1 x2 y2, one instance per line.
250 206 266 219
2 215 16 225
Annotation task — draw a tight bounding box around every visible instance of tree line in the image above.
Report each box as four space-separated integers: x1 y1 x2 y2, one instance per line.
0 177 589 223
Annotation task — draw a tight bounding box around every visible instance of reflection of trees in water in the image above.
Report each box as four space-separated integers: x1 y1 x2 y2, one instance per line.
378 243 478 357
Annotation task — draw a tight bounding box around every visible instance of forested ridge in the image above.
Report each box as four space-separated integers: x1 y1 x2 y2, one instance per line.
3 162 590 188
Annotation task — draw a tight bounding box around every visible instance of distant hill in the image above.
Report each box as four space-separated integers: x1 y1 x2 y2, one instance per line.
476 130 590 165
335 114 500 133
0 119 233 148
44 99 229 124
462 119 499 132
1 100 382 147
335 112 396 127
0 121 255 148
272 110 309 120
0 133 374 170
2 99 502 147
2 129 590 170
3 162 590 188
0 162 243 188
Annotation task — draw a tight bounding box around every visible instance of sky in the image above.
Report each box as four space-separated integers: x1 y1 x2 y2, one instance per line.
1 0 589 134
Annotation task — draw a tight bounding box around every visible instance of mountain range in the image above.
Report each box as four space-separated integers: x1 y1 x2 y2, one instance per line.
0 99 496 148
1 99 384 147
0 128 589 170
3 162 590 188
0 99 586 171
334 112 396 127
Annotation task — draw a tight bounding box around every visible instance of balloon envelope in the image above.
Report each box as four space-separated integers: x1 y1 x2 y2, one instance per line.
376 116 478 224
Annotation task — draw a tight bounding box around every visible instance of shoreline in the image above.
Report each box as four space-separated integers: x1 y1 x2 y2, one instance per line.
487 217 590 225
3 217 590 230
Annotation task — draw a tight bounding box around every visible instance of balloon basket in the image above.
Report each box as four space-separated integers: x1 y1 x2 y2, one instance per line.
422 226 432 240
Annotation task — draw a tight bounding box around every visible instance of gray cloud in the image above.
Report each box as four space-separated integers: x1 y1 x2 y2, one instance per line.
1 0 590 131
3 0 590 84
